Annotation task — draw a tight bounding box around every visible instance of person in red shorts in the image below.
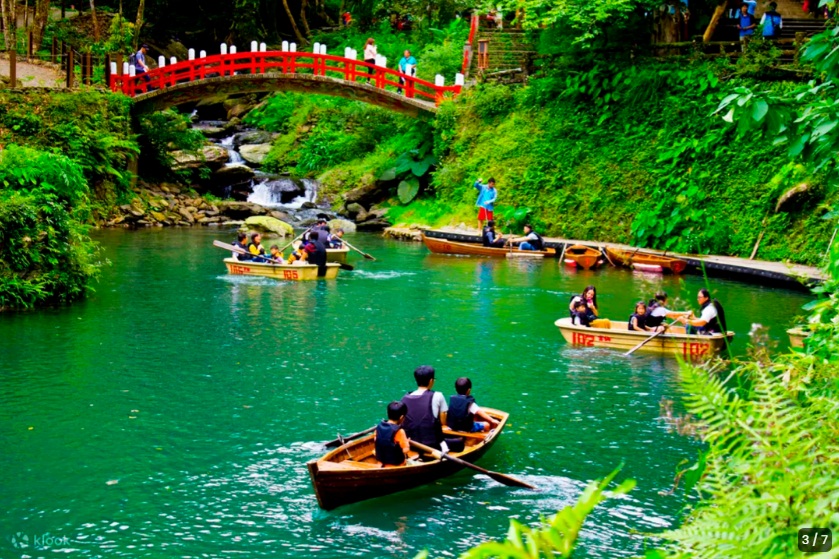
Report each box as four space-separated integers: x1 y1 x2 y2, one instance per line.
474 177 497 230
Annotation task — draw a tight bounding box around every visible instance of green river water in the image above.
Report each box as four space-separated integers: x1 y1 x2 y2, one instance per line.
0 228 811 558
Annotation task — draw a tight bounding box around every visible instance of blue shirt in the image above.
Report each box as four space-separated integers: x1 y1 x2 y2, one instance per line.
134 50 146 71
743 0 756 14
739 13 755 36
474 181 497 211
399 55 417 74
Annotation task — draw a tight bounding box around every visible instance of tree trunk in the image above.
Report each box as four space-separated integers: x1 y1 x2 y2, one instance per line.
1 0 16 51
281 0 307 45
133 0 144 49
300 0 311 38
316 0 336 26
31 0 51 53
89 0 100 41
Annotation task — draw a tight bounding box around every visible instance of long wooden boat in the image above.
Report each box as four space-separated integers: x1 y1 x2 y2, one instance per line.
308 408 509 510
787 326 811 348
422 234 556 258
563 245 602 270
326 247 350 264
555 317 733 358
223 258 340 280
605 247 688 274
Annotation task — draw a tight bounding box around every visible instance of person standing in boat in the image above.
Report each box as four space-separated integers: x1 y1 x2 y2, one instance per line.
677 288 727 334
306 230 329 277
374 401 411 467
401 366 448 452
481 220 506 247
645 291 690 331
448 377 499 433
474 178 497 230
506 224 543 251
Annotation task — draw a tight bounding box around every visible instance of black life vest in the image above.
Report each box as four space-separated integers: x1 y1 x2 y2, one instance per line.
481 227 493 247
712 299 726 333
645 302 664 328
628 312 647 331
572 309 591 327
375 420 406 466
527 232 544 251
234 241 252 261
447 394 475 432
401 390 443 449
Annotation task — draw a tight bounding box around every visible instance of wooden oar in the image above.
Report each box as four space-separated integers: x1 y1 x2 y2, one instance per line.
323 426 376 448
624 319 679 356
409 440 535 489
278 229 309 254
601 245 616 267
343 239 376 261
212 240 354 271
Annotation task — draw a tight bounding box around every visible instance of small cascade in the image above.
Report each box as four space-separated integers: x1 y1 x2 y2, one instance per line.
219 135 244 165
248 177 314 208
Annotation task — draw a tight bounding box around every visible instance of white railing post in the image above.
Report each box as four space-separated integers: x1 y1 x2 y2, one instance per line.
122 62 130 74
313 42 321 53
260 42 267 52
251 41 258 52
319 44 327 55
455 73 464 86
230 45 237 54
129 65 136 76
188 48 195 60
158 55 166 67
290 43 297 52
435 75 445 86
220 43 228 55
110 61 117 75
282 40 289 52
199 50 207 59
170 56 177 65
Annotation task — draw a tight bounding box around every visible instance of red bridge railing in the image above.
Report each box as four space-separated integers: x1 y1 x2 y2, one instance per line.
462 14 479 76
111 50 463 106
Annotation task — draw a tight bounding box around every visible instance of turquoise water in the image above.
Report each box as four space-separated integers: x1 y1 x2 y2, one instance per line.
0 228 810 558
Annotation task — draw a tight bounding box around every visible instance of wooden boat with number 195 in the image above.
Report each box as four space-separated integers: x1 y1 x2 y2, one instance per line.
307 408 508 510
555 317 733 358
223 258 340 280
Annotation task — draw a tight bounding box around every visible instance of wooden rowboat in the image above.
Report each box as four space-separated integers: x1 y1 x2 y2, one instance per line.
308 408 509 510
326 246 350 264
563 245 602 270
605 247 688 274
223 258 340 280
422 234 556 258
555 317 733 358
787 327 810 348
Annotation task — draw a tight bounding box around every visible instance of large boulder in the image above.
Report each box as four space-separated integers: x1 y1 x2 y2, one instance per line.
213 164 255 183
345 202 368 221
235 130 278 147
191 124 228 139
328 218 357 233
216 201 270 220
239 144 273 166
242 215 294 237
342 179 391 207
171 145 229 171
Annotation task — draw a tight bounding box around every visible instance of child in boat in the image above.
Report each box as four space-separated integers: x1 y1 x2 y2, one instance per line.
571 299 591 327
374 401 411 467
248 233 268 262
287 242 309 265
268 245 285 264
569 285 598 321
447 377 499 433
628 301 653 331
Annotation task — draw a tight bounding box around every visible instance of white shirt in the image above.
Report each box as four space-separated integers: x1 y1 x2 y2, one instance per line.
409 388 448 418
364 44 377 60
650 306 672 318
698 303 718 325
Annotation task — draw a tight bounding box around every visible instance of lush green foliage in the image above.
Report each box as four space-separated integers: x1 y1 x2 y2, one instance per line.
0 147 100 311
137 110 206 179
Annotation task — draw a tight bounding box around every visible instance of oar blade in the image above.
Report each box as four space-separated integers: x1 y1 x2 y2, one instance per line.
486 471 536 489
338 263 354 271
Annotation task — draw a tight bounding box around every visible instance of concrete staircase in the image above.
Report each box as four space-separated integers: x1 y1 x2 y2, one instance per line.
468 27 536 81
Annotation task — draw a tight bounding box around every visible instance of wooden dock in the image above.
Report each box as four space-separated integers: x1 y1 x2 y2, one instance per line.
420 229 825 289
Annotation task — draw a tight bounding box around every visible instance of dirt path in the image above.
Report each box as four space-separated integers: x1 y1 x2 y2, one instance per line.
0 56 63 87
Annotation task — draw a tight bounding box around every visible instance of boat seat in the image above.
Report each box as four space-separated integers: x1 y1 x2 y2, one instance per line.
319 459 382 471
443 428 487 441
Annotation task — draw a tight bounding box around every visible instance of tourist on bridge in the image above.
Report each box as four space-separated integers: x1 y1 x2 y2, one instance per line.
506 224 543 251
133 44 152 88
397 50 417 94
363 38 377 82
474 177 497 230
677 288 727 335
401 366 448 452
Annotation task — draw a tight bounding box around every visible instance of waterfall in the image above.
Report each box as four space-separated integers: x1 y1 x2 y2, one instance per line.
220 135 244 165
248 178 318 208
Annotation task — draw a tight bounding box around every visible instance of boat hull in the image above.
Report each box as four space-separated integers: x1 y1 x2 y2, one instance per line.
564 245 602 270
422 234 556 258
606 247 687 274
555 317 733 358
326 247 349 264
308 409 508 510
223 258 340 280
787 327 810 348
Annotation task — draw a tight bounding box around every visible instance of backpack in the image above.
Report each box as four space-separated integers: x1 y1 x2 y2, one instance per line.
762 13 781 37
128 53 137 66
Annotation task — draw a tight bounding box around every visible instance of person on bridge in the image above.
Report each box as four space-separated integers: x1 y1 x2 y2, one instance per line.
133 44 152 88
397 50 417 95
474 177 497 230
364 38 377 83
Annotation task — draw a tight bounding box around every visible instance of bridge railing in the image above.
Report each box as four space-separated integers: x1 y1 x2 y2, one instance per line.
110 50 463 106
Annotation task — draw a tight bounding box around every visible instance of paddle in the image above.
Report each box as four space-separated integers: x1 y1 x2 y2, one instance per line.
323 426 376 448
624 319 679 356
213 240 354 271
409 440 535 489
601 246 616 267
342 239 376 261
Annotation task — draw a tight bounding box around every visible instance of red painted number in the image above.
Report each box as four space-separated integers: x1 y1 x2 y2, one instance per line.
283 270 299 280
572 332 595 346
230 265 250 274
597 335 611 342
682 342 710 358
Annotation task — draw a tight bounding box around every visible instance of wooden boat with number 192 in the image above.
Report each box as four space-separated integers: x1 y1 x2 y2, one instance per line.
555 317 733 358
307 408 508 510
422 234 556 258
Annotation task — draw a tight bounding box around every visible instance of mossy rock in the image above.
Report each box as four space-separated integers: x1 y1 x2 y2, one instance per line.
242 216 293 237
328 218 357 233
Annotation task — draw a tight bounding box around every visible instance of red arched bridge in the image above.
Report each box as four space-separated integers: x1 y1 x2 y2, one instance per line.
110 47 464 118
